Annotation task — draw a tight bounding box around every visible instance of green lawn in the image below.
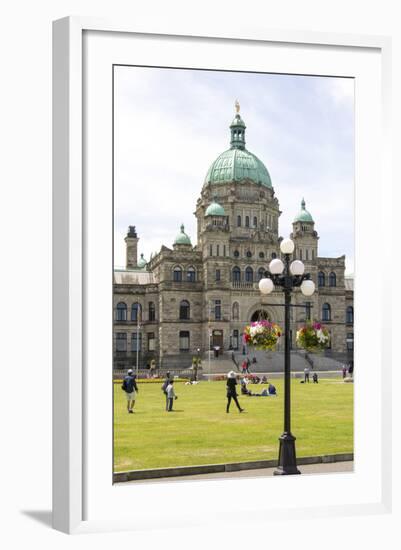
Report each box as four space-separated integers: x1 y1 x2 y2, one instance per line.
114 378 353 472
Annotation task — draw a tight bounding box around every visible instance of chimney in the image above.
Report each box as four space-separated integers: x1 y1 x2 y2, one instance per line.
125 226 139 269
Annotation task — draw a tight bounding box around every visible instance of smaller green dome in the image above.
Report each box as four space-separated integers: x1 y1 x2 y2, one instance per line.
174 224 192 246
294 198 314 223
137 253 147 268
205 200 226 217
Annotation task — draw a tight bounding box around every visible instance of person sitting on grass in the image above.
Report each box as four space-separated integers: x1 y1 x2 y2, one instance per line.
268 383 277 395
313 372 318 383
241 381 252 395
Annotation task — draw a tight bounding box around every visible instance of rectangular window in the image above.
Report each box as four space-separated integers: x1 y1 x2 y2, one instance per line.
179 331 190 351
306 249 309 261
216 244 220 256
215 299 222 320
305 302 312 321
131 332 142 352
116 333 127 352
312 249 315 260
147 332 155 351
346 332 354 351
223 245 226 257
215 269 221 281
233 329 239 350
299 249 303 260
209 245 213 256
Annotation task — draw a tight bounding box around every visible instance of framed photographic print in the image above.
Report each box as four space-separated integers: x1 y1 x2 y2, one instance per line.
53 17 392 534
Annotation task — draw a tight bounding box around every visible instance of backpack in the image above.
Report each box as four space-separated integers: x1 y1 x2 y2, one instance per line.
121 378 127 391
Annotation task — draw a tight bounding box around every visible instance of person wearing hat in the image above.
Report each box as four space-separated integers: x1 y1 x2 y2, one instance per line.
121 368 139 413
226 371 244 413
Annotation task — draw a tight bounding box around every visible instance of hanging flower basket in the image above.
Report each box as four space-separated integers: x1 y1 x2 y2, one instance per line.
243 321 282 351
296 321 330 352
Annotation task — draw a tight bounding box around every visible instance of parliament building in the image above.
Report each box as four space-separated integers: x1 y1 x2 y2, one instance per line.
113 107 354 369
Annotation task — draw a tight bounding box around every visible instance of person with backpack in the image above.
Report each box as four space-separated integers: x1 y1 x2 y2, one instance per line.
161 371 171 410
121 369 138 413
166 379 178 412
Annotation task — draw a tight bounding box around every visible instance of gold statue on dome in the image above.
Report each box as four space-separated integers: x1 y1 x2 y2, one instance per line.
235 99 240 113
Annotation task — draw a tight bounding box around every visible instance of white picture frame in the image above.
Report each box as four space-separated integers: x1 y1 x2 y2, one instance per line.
53 17 393 535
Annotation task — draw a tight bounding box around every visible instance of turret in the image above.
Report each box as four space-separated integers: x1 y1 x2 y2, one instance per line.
125 225 139 269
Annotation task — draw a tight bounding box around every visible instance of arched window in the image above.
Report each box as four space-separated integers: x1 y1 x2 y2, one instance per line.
232 266 241 283
173 266 182 282
131 302 141 322
245 266 253 283
245 216 250 228
329 272 337 287
187 266 196 282
318 271 325 287
237 215 241 227
259 251 265 259
246 250 252 258
322 303 331 321
179 300 190 320
346 306 354 325
233 250 240 258
232 302 239 320
116 302 127 322
258 267 266 281
271 252 277 259
253 217 257 227
148 301 155 321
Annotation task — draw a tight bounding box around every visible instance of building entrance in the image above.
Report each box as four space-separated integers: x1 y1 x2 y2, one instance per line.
212 330 223 351
250 309 270 322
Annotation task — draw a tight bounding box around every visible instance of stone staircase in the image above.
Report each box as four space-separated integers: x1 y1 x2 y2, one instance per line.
201 349 345 375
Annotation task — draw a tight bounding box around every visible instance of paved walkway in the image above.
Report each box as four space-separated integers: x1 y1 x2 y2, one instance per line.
126 461 353 484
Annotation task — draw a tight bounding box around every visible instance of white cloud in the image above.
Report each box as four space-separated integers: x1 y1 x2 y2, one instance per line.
114 67 354 275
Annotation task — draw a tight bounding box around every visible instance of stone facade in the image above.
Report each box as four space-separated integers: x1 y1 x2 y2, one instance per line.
113 110 354 369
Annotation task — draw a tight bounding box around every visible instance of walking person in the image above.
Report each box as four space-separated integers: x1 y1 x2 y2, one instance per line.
241 360 248 375
304 366 310 383
161 371 171 411
246 357 251 374
166 379 177 412
226 371 244 413
149 359 156 378
342 364 347 379
121 369 138 413
348 361 354 378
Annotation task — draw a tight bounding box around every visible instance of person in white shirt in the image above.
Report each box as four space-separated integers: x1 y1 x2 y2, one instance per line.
304 366 310 383
166 380 177 412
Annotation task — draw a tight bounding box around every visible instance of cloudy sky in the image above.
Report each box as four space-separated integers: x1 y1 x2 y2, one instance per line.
114 66 354 274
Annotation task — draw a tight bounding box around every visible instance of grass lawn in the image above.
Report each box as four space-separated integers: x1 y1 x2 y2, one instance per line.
114 378 353 472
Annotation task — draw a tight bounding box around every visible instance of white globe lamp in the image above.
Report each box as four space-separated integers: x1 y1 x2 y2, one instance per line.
259 277 274 295
300 280 315 296
269 258 284 274
290 260 305 276
280 238 295 255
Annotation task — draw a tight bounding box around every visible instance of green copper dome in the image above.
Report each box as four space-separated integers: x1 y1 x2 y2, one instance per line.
205 200 226 216
137 253 147 268
174 224 192 246
294 199 314 223
204 106 272 188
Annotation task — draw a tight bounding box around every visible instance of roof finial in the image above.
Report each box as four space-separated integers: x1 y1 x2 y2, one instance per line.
301 198 306 209
235 99 240 113
180 223 185 232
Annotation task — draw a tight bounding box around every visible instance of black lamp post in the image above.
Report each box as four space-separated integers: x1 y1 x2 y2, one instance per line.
259 237 315 475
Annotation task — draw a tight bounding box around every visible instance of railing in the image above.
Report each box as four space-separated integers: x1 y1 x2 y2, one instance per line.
231 281 258 290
